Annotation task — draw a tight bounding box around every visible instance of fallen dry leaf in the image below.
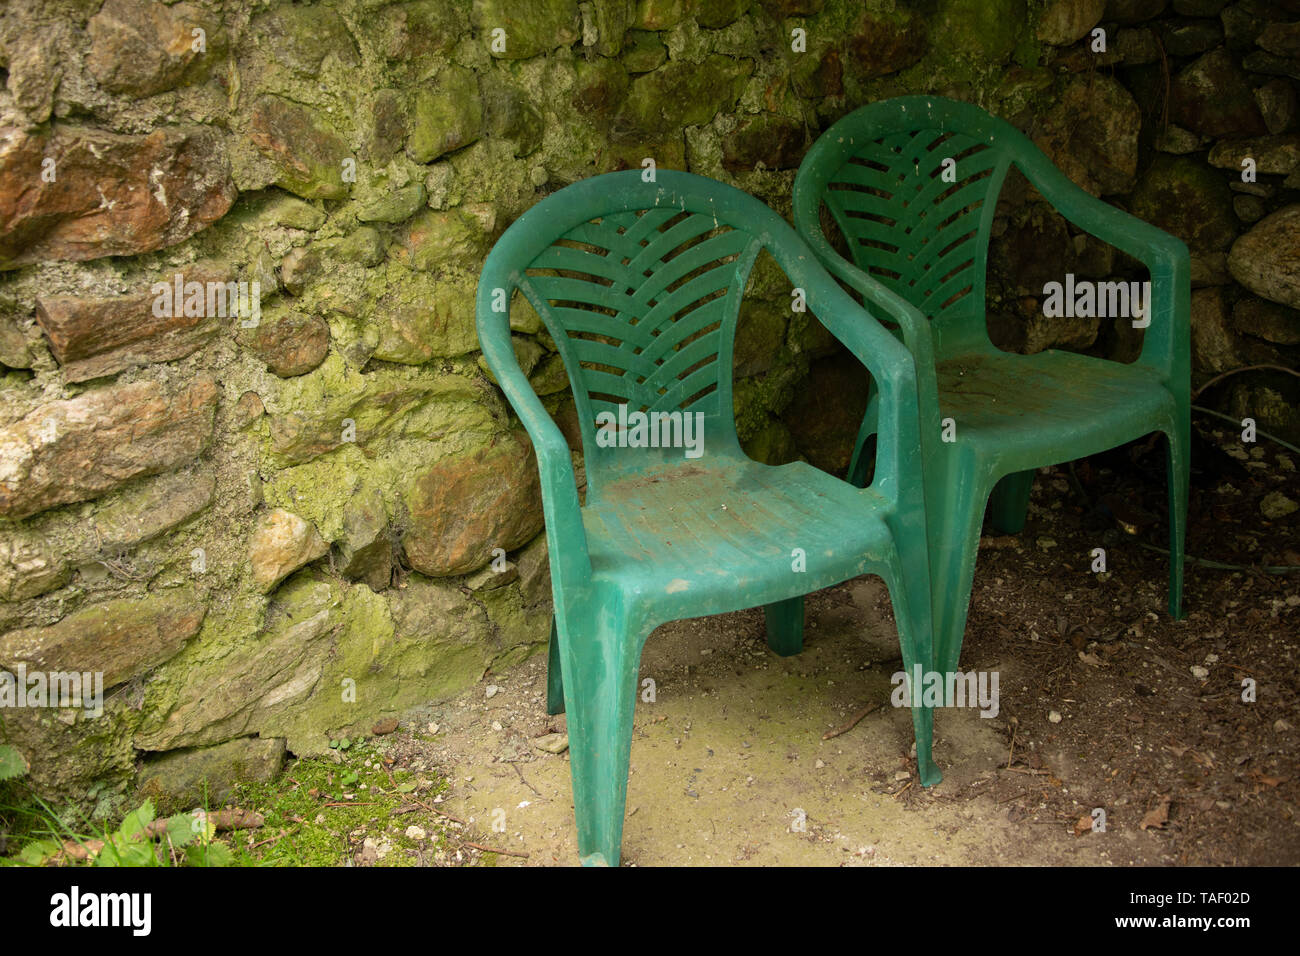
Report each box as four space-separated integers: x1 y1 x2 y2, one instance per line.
1140 796 1171 830
1073 814 1093 837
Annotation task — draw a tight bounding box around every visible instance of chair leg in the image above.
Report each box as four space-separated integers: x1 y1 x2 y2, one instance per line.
879 558 941 787
764 596 804 656
988 469 1035 535
930 466 994 678
1165 420 1190 620
546 615 565 716
557 611 641 867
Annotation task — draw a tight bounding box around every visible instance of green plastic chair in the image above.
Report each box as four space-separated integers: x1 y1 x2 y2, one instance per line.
477 169 939 866
793 95 1190 678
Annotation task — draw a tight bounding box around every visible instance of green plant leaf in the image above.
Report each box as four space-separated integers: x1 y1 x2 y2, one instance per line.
0 744 29 781
116 800 155 842
18 838 58 866
165 813 198 847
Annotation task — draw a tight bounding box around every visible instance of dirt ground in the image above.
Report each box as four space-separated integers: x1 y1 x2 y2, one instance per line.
365 414 1299 866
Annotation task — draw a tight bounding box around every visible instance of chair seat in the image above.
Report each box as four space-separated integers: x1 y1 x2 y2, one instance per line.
937 349 1174 464
583 455 893 618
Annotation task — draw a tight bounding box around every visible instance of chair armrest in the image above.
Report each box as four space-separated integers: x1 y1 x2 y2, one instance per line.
763 236 928 512
475 275 593 601
1012 151 1191 386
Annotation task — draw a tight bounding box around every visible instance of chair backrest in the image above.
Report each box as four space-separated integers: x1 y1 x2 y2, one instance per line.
795 96 1017 351
481 171 778 491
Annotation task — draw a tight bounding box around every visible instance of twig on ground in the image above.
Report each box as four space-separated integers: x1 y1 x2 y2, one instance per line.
823 703 881 740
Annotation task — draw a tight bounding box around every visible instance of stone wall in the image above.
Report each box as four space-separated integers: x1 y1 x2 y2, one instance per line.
0 0 1296 812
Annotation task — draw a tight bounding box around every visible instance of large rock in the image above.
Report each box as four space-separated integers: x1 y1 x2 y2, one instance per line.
266 369 481 465
471 0 581 59
844 5 928 76
1037 0 1106 45
1170 48 1267 138
251 1 359 74
408 66 483 163
404 431 544 576
1208 133 1300 177
88 470 216 554
249 95 353 201
337 485 392 592
1228 205 1300 309
1189 287 1240 372
34 265 233 382
1233 296 1300 345
0 376 219 520
0 589 207 689
240 312 330 377
722 114 807 172
393 207 494 273
780 353 869 477
249 509 329 592
1102 0 1167 22
0 126 236 270
1128 155 1238 254
87 0 209 96
369 0 465 65
620 55 753 138
0 533 69 603
372 271 480 363
1034 75 1141 195
136 737 286 811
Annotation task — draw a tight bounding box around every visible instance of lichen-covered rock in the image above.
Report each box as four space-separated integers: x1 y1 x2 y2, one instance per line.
87 0 209 96
249 95 353 201
1256 79 1298 135
1258 20 1300 58
0 377 219 520
408 67 483 163
1234 296 1300 346
369 0 466 65
358 184 428 224
733 301 788 377
1228 205 1300 310
933 0 1023 63
1208 134 1300 177
34 264 232 382
1034 75 1141 196
722 114 806 171
137 737 286 811
249 1 359 74
1129 156 1238 254
622 29 668 72
472 0 582 59
621 54 753 138
1037 0 1106 45
394 206 495 273
373 269 480 362
1170 48 1267 139
1103 0 1169 23
632 0 685 30
404 431 545 577
249 508 329 592
0 589 207 689
1189 287 1240 372
329 226 387 267
88 470 216 554
241 311 330 377
1158 17 1222 57
0 532 69 603
0 126 236 270
337 485 392 592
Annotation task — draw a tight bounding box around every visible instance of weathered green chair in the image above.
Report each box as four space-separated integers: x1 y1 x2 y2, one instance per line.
793 95 1190 678
477 169 939 866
